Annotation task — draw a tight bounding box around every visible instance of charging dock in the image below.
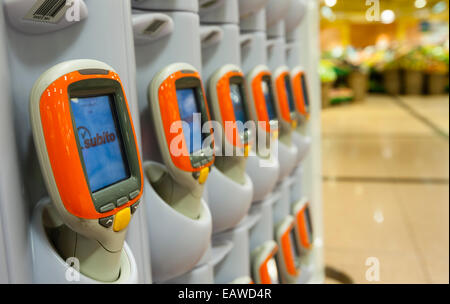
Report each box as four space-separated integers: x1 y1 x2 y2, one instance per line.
143 161 212 283
30 198 138 284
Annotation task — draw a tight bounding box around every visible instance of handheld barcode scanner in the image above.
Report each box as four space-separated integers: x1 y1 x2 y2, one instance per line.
291 66 310 121
246 65 279 157
293 198 314 252
30 60 143 282
251 240 279 284
272 66 298 145
148 63 215 220
207 64 251 185
275 216 301 284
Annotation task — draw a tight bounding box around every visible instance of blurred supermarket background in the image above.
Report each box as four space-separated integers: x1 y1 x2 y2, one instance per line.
319 0 448 103
318 0 449 283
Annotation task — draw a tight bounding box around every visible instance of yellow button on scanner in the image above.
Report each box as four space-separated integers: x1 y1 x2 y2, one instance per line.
244 145 250 158
198 167 210 185
272 130 279 140
291 120 298 129
113 207 131 232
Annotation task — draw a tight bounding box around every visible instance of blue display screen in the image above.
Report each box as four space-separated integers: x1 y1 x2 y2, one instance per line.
176 88 203 154
70 95 130 192
230 84 247 134
262 80 276 120
301 74 310 108
284 75 296 113
305 205 313 241
290 229 300 259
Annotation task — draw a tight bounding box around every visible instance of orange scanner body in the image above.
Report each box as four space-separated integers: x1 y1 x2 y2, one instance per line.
292 70 309 117
215 70 248 149
251 70 277 134
296 203 313 249
158 70 215 172
275 71 293 124
258 245 279 284
280 222 300 276
39 70 143 220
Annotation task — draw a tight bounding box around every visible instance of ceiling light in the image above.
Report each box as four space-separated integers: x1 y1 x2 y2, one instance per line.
415 0 427 9
321 6 336 21
432 1 446 13
381 10 395 24
324 0 337 7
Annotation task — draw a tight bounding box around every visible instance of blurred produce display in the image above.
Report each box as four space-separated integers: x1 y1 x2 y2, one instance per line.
319 59 338 83
319 43 449 105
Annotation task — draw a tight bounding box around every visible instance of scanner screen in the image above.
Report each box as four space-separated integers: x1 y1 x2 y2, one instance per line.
230 83 247 134
300 74 310 108
262 79 276 120
305 205 314 241
70 95 130 192
290 228 301 260
284 75 296 113
177 88 204 154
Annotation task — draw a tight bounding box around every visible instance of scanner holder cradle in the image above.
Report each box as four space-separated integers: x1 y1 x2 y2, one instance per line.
143 161 212 283
30 198 138 284
206 167 254 234
212 211 261 283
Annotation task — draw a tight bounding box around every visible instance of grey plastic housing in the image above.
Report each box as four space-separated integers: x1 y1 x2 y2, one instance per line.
131 0 198 12
200 25 224 49
248 193 279 252
3 0 88 35
163 262 214 283
240 7 266 32
290 164 303 199
272 178 293 225
0 4 30 284
238 0 269 19
133 6 214 283
212 213 261 283
30 198 138 283
3 0 151 283
267 36 286 72
206 168 253 234
199 0 238 24
162 244 215 283
240 31 267 74
284 0 307 37
286 42 302 68
265 0 290 28
132 13 174 45
143 161 212 283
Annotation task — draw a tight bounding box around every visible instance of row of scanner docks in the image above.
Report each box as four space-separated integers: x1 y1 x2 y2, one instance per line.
0 0 318 284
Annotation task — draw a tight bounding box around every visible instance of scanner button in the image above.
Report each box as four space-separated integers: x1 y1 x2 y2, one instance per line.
129 190 140 200
100 203 115 213
244 145 250 158
117 196 128 207
113 208 131 232
272 130 279 140
99 216 114 228
198 167 209 184
131 201 140 214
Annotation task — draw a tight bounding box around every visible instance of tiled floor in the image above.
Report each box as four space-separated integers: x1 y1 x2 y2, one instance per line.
321 94 449 284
